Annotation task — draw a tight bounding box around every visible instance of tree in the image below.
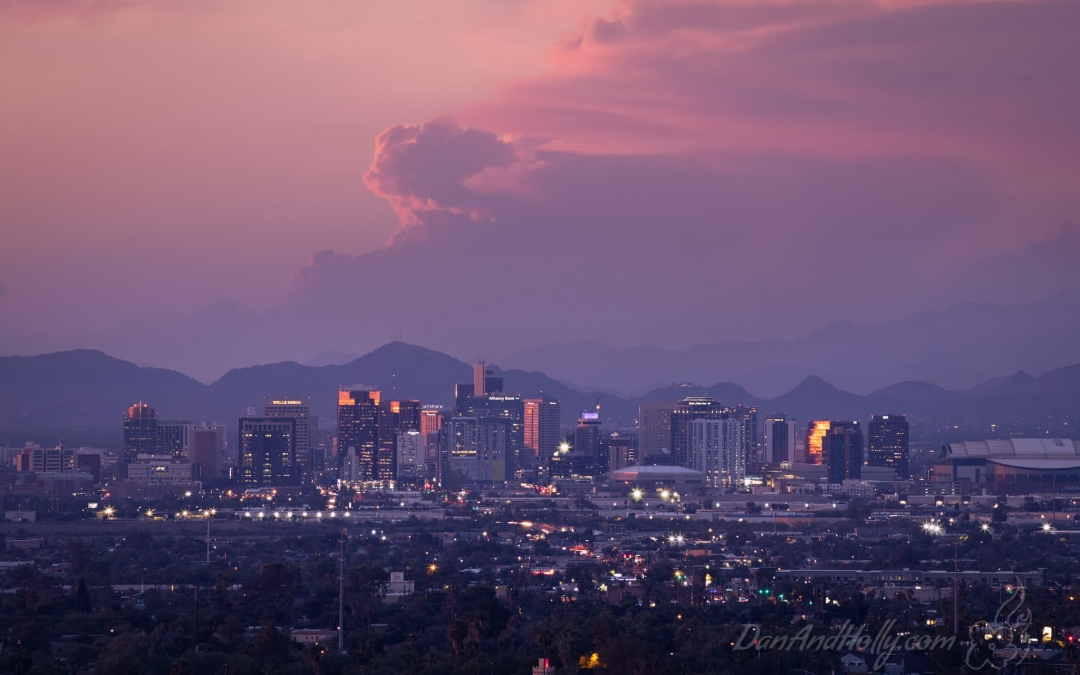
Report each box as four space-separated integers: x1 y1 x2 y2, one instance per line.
73 577 92 613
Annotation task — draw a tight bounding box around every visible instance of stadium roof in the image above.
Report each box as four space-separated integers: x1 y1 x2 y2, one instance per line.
607 465 705 481
943 439 1080 460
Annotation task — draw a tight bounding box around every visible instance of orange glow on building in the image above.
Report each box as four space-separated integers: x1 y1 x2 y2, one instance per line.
806 420 831 464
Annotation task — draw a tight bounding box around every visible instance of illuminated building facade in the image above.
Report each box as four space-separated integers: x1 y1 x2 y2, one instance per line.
337 387 380 482
238 417 298 486
868 414 909 479
123 402 158 463
263 397 311 476
688 418 745 488
805 420 831 464
525 398 561 482
467 394 524 480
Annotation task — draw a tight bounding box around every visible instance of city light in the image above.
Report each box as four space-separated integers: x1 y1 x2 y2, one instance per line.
922 521 943 535
630 488 644 501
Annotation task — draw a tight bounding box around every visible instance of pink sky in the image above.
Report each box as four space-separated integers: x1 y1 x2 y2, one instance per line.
1 0 1078 379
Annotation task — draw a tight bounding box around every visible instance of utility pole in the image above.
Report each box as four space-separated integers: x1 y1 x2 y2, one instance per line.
338 528 347 653
206 513 211 565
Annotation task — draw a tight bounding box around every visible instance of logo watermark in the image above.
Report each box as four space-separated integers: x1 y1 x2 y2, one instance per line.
965 578 1033 671
734 619 955 671
733 576 1035 672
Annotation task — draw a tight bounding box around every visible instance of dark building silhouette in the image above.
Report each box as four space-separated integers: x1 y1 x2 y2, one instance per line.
824 421 863 483
239 418 298 486
157 420 192 459
123 402 158 463
868 414 909 479
763 415 797 464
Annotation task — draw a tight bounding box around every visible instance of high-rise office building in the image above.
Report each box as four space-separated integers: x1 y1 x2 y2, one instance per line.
606 434 636 472
868 414 909 479
420 406 445 483
670 398 754 469
123 402 159 463
467 394 525 480
378 399 421 482
238 418 298 486
824 421 863 484
453 384 474 416
637 401 675 461
473 362 487 397
454 368 503 415
190 424 226 481
525 398 561 481
263 398 312 475
477 417 510 481
571 411 603 476
396 429 426 486
341 446 361 484
670 398 728 466
763 415 797 465
688 418 745 488
337 387 380 482
805 420 831 464
732 405 759 469
157 420 193 459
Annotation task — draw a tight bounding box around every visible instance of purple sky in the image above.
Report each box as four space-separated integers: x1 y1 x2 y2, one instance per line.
1 0 1078 381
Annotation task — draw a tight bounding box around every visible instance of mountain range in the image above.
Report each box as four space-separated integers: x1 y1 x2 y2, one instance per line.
1 342 1079 450
500 290 1080 396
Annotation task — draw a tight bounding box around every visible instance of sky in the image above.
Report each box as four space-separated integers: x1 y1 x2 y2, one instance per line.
1 0 1078 382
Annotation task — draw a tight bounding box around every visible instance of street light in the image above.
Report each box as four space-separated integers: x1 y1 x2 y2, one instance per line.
103 506 114 519
631 488 644 502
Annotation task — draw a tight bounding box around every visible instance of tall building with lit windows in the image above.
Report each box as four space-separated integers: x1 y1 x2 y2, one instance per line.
868 414 909 479
525 398 561 481
337 387 380 482
466 394 524 480
263 397 312 475
123 402 159 463
688 418 745 488
239 418 298 486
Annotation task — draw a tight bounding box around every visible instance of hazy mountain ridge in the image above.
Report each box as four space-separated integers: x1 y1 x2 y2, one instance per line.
2 342 1079 449
501 290 1080 396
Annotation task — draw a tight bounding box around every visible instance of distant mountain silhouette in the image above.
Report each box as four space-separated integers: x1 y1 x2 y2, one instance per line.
501 290 1080 396
2 343 1079 449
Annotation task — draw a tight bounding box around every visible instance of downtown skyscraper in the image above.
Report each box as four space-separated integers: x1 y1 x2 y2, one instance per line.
868 414 910 479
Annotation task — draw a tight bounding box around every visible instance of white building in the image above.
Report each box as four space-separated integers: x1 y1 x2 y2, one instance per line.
688 418 745 488
341 446 361 484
